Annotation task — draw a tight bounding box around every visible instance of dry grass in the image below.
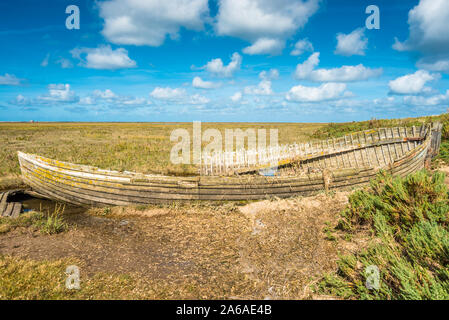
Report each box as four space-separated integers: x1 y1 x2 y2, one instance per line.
0 122 324 189
0 192 350 299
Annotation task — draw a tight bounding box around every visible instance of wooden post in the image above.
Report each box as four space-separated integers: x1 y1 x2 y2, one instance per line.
359 137 366 164
367 148 373 166
387 143 395 162
398 128 405 155
350 134 359 167
373 145 380 166
380 144 387 165
393 142 399 159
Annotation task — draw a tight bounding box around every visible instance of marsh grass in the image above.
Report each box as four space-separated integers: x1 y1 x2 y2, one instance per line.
317 170 449 299
34 203 68 235
0 122 324 189
0 256 151 299
310 114 449 140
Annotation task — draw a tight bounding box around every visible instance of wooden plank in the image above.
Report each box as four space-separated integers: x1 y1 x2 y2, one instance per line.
24 174 148 206
3 203 14 217
393 152 425 176
28 165 316 197
23 154 370 203
11 203 22 218
0 191 10 216
24 168 199 201
0 192 6 204
380 145 387 165
22 159 328 189
26 161 331 195
373 145 380 166
364 148 372 166
22 176 93 207
393 142 399 159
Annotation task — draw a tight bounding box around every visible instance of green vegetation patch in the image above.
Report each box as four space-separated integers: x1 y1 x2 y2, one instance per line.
310 113 449 140
0 204 67 235
318 170 449 300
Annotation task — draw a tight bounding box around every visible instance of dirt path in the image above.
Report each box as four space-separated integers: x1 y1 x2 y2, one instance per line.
0 192 350 299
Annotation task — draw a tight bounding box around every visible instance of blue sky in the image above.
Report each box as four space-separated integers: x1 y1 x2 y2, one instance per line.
0 0 448 122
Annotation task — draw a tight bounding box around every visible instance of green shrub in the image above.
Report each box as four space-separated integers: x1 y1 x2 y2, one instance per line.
310 117 425 140
0 203 68 235
310 113 449 141
318 170 449 300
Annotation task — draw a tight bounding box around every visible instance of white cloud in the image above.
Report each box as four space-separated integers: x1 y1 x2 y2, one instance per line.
403 90 449 106
93 89 118 100
290 38 313 56
12 94 30 105
393 0 449 73
393 0 449 53
38 84 78 103
416 58 449 73
286 83 349 102
244 80 273 95
230 91 242 102
309 65 382 82
189 94 210 105
71 45 136 70
12 86 150 109
149 87 210 106
388 70 438 95
192 76 220 89
335 28 368 56
294 52 382 82
259 69 279 80
242 38 284 55
295 52 320 79
80 89 150 107
56 58 73 69
79 96 95 105
41 54 50 67
150 87 186 100
204 52 241 77
243 68 279 95
216 0 320 55
0 73 22 86
373 96 397 106
121 97 149 105
99 0 209 46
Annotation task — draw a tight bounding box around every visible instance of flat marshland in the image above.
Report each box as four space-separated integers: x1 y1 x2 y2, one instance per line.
1 116 449 299
0 122 324 189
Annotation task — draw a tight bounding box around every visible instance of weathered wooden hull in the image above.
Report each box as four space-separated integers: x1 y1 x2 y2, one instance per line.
17 123 441 207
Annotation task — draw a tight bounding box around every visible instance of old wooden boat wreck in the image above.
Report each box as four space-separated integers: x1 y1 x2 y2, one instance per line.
18 123 442 207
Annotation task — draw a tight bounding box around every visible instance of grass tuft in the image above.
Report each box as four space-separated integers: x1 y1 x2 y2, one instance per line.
35 204 68 235
0 203 68 235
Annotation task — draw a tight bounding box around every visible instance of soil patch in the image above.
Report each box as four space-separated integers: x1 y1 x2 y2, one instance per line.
0 192 350 299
